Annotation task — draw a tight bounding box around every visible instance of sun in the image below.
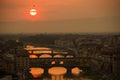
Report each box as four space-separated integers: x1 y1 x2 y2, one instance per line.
30 9 37 16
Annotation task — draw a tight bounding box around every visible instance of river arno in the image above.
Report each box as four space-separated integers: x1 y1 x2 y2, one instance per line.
26 46 93 80
30 67 92 80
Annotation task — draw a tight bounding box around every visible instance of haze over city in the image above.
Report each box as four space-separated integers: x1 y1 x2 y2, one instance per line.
0 1 120 80
0 0 120 34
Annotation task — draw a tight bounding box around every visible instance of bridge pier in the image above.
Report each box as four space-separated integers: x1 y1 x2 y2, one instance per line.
44 67 49 75
42 67 50 78
64 67 73 78
27 69 34 79
64 67 76 78
67 67 72 74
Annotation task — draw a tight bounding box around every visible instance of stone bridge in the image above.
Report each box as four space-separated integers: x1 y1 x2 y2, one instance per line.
29 56 92 75
25 45 94 79
26 45 92 72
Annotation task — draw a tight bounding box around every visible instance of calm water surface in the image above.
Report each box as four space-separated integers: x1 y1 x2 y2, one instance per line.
30 67 92 80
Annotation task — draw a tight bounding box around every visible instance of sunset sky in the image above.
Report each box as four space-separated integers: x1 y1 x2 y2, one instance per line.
0 0 120 34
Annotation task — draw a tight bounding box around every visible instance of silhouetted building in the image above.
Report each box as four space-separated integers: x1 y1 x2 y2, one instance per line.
15 49 29 80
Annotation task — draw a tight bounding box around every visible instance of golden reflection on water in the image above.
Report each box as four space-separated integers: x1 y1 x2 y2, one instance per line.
29 55 38 58
39 54 52 58
52 75 64 80
72 67 82 75
27 46 92 80
30 68 44 78
30 67 82 79
49 67 67 75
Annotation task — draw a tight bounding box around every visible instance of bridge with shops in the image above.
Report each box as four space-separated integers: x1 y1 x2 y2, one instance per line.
24 45 112 79
27 46 92 77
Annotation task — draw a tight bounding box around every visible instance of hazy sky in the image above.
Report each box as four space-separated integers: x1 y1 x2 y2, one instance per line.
0 0 120 34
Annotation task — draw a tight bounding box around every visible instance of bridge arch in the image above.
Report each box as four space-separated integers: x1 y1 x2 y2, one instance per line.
51 60 64 65
29 55 38 58
53 54 64 58
30 67 44 78
48 67 67 75
66 55 74 58
72 67 82 75
39 54 52 58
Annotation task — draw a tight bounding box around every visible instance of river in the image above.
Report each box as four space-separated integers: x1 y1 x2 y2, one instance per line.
30 67 92 80
25 45 93 80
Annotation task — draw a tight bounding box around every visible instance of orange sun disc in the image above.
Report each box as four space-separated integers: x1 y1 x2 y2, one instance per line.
30 9 37 16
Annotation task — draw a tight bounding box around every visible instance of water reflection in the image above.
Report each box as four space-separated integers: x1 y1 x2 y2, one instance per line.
51 75 64 80
49 67 66 80
30 68 44 78
29 67 90 80
29 55 38 58
27 46 92 80
49 67 67 75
